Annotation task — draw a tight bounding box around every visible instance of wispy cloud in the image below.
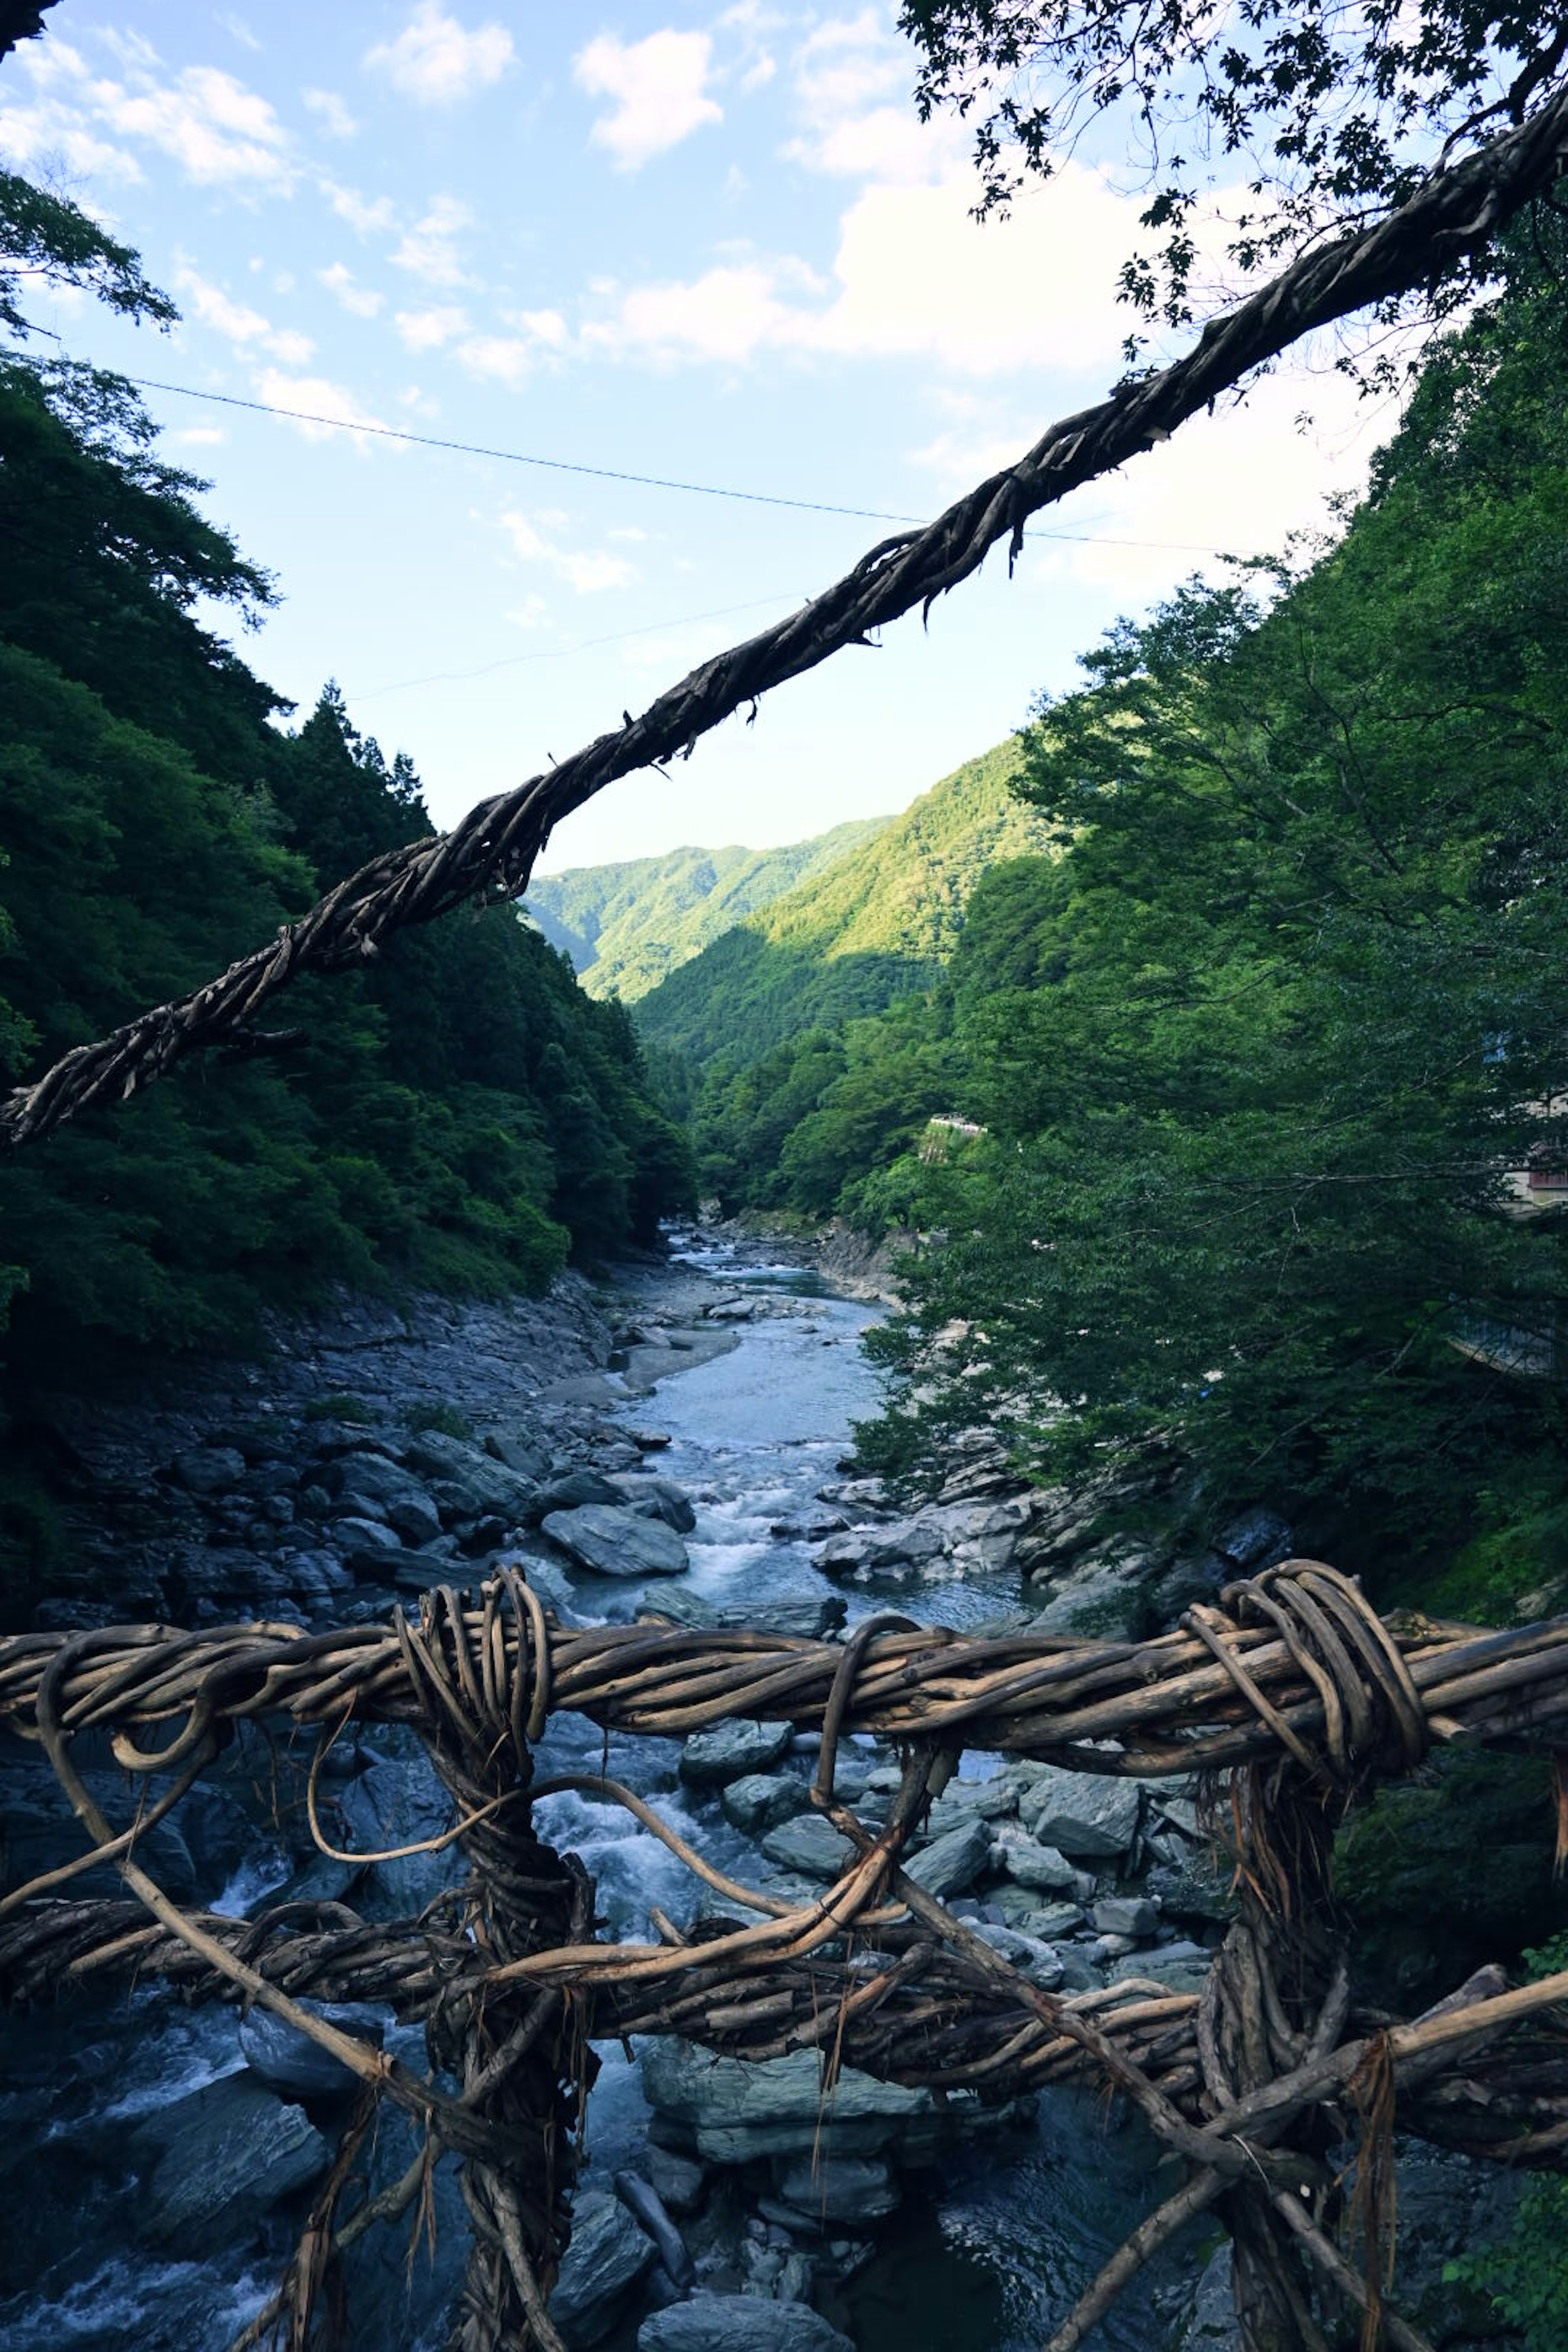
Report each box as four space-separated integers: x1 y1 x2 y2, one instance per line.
321 180 395 236
501 507 635 594
392 192 473 286
574 31 722 171
100 63 296 187
366 4 514 107
395 303 469 350
303 87 357 140
253 367 389 445
176 267 313 363
318 261 383 318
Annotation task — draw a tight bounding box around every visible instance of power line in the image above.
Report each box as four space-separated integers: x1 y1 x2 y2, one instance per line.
347 592 801 703
125 372 1269 558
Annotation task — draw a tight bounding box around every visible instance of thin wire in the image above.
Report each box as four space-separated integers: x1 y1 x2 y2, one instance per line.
124 371 1267 557
347 592 802 703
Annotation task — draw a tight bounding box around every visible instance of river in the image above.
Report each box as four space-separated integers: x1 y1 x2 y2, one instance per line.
0 1231 1209 2351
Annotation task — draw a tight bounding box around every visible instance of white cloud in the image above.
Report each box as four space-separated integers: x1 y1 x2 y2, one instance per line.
253 368 389 445
318 261 383 318
303 87 357 139
218 13 262 52
98 64 295 187
574 31 722 171
584 163 1150 379
321 180 395 235
168 422 228 447
392 192 473 286
366 4 514 107
176 268 314 364
395 303 468 350
0 91 142 180
501 508 635 595
508 594 549 630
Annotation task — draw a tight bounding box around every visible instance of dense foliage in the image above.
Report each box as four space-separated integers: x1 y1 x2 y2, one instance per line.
524 817 890 1003
0 182 691 1466
636 742 1049 1078
688 240 1568 1588
900 0 1568 358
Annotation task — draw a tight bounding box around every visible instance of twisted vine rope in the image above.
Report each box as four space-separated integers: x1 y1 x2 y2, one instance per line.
7 86 1568 1145
4 1564 1568 2350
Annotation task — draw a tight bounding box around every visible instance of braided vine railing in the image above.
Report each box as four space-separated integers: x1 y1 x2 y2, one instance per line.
4 1562 1567 2352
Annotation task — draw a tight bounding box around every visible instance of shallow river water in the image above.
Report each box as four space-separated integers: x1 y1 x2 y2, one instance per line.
0 1235 1203 2351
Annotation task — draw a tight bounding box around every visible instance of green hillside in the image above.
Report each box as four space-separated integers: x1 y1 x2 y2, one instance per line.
524 817 890 1001
634 739 1050 1069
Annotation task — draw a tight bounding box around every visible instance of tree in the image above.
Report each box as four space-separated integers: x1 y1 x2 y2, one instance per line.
901 0 1568 355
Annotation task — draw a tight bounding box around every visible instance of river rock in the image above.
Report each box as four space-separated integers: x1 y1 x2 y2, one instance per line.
399 1428 539 1526
967 1921 1065 1990
543 1503 688 1577
550 2186 657 2346
325 1451 443 1540
640 2146 707 2217
638 2300 853 2352
903 1818 989 1900
1092 1894 1160 1938
639 1590 846 1639
168 1444 247 1496
133 2072 327 2249
484 1428 551 1480
989 1824 1081 1891
772 2154 900 2226
1145 1851 1236 1925
608 1474 697 1534
721 1772 812 1835
1109 1944 1214 1994
615 2169 694 2287
759 1813 855 1881
993 1889 1087 1938
642 2044 952 2165
531 1469 626 1519
1018 1767 1142 1859
927 1773 1018 1834
679 1720 793 1788
239 2002 386 2099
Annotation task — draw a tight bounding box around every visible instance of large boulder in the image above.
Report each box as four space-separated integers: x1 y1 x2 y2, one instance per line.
902 1818 989 1900
168 1445 247 1497
542 1504 688 1579
551 2187 657 2347
772 2154 900 2226
759 1813 855 1882
638 2301 852 2352
1018 1767 1141 1859
639 2042 1018 2165
399 1428 539 1527
679 1720 794 1788
132 2072 327 2249
608 1474 698 1535
721 1772 812 1835
989 1824 1081 1892
239 2003 385 2100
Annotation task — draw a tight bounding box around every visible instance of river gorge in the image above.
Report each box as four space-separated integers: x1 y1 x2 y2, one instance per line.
0 1233 1504 2352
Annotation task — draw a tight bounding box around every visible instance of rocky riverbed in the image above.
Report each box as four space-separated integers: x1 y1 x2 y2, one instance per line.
0 1228 1512 2351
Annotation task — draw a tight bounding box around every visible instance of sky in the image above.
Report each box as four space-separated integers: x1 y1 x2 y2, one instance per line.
1 2 1409 871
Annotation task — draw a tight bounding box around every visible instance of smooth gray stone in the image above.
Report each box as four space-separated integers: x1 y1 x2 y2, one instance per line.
1092 1895 1159 1937
531 1469 626 1519
239 2002 385 2099
773 2154 900 2225
1109 1947 1214 1994
484 1429 551 1480
927 1774 1018 1833
608 1473 698 1534
966 1921 1065 1990
990 1825 1081 1891
902 1818 989 1900
552 2187 657 2346
721 1772 812 1835
638 2300 853 2352
993 1892 1086 1939
615 2169 694 2287
640 1590 846 1639
639 2145 707 2217
334 1483 442 1547
679 1719 793 1788
169 1445 246 1495
335 1514 404 1557
134 2072 327 2249
1018 1767 1142 1859
759 1812 854 1882
639 2043 1007 2166
542 1503 689 1578
399 1428 539 1526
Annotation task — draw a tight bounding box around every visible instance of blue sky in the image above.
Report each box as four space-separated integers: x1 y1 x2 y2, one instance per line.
2 3 1401 869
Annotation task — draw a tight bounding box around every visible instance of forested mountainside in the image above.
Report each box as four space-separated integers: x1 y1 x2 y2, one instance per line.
634 741 1051 1072
0 192 692 1564
523 817 891 1001
700 235 1568 1619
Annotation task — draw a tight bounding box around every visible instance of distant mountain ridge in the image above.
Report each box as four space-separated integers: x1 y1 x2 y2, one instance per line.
634 739 1050 1071
523 817 891 1002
